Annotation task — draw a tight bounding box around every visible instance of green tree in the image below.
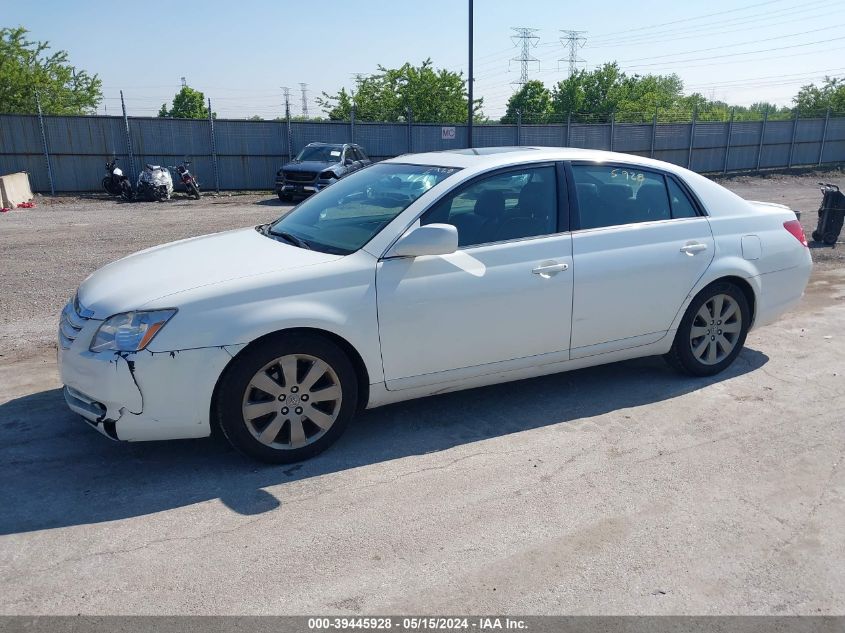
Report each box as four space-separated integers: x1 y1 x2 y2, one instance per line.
0 27 101 114
318 59 483 123
794 77 845 115
158 85 213 118
502 80 553 123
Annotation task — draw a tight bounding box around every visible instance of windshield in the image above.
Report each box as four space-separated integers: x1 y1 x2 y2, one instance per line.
295 145 344 163
268 163 460 254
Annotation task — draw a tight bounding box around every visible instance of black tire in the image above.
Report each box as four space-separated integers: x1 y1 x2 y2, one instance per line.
823 232 838 246
664 281 751 377
120 180 133 201
812 230 823 242
278 192 292 202
214 332 358 464
188 182 201 199
103 176 120 196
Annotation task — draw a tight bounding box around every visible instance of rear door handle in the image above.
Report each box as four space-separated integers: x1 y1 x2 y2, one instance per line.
680 242 708 255
532 261 569 277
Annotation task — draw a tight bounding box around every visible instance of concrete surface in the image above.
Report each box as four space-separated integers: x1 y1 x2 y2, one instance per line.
0 178 844 615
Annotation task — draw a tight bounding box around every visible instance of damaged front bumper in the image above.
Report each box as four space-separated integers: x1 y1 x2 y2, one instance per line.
58 312 244 441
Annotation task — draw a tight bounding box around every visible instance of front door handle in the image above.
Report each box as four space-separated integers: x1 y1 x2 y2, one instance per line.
680 242 708 255
532 261 569 277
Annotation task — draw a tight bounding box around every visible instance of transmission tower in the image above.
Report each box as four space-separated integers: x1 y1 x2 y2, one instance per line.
559 30 587 77
281 86 291 117
299 83 309 117
509 27 540 89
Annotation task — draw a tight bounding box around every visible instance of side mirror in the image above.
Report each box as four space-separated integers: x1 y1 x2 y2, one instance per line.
388 223 458 258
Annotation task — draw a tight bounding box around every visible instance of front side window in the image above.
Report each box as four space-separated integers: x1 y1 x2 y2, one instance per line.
421 166 558 248
268 163 459 254
572 164 671 229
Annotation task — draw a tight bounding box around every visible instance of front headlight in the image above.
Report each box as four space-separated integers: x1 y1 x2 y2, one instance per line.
89 309 177 353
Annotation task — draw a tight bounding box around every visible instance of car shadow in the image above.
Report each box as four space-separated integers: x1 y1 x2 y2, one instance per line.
0 349 768 535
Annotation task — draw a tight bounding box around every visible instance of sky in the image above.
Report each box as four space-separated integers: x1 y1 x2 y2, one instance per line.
4 0 845 120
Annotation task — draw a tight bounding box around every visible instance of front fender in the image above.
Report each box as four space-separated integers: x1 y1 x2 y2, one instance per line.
145 251 384 383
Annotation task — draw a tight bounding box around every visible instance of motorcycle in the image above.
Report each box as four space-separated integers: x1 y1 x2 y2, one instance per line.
169 160 201 199
101 158 132 199
135 164 174 201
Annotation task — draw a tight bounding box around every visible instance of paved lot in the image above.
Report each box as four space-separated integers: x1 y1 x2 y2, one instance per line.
0 173 843 615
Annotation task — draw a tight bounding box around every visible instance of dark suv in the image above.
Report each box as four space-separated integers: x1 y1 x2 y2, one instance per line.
276 142 371 201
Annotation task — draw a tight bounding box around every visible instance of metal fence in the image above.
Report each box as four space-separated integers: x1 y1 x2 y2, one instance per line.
1 111 844 193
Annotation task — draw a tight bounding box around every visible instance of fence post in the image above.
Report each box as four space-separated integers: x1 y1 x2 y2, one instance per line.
650 108 657 158
566 111 571 147
350 105 356 144
687 106 697 170
207 98 220 193
406 107 412 153
609 110 615 152
756 105 768 173
516 110 521 146
723 108 735 175
788 108 799 169
35 91 55 195
119 90 136 184
818 107 830 166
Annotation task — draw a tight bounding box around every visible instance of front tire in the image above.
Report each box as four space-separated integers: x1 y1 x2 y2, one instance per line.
665 281 750 377
187 182 201 199
214 332 358 464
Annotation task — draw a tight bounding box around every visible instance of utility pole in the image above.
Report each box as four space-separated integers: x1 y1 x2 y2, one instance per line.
559 30 587 77
299 83 309 118
281 86 292 161
509 27 540 89
467 0 474 148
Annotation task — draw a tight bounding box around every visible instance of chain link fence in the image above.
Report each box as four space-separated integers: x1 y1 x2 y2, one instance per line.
1 108 843 193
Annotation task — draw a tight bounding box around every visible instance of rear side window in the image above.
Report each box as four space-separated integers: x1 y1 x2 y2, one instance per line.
572 164 671 229
667 177 698 218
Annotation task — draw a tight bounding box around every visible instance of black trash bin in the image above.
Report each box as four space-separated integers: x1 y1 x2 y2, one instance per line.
812 183 845 246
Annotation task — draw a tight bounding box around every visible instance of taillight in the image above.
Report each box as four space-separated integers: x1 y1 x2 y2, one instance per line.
783 220 808 247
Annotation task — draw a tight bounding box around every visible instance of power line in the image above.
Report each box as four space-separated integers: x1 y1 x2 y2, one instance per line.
559 30 587 77
589 0 786 41
509 27 540 89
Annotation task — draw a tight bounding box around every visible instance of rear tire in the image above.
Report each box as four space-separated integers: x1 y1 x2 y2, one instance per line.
823 232 838 246
120 180 133 201
664 281 750 377
278 192 292 202
214 332 358 464
187 182 201 199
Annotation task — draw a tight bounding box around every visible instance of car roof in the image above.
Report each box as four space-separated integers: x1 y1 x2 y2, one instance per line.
384 146 689 174
306 142 361 148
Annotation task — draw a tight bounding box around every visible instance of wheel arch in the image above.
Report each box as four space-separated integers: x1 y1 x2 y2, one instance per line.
713 275 757 326
211 327 372 424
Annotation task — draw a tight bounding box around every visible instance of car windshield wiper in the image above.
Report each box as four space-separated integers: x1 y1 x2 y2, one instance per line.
269 228 312 250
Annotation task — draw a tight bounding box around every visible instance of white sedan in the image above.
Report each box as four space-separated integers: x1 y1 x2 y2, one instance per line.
59 148 812 463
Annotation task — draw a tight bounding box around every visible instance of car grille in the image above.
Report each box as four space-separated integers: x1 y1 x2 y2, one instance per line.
284 171 317 183
59 297 91 349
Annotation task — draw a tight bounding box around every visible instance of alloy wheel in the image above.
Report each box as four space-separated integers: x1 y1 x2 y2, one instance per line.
241 354 342 449
689 293 743 365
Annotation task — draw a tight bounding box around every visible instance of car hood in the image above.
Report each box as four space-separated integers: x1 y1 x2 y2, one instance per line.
77 227 342 318
283 160 339 172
